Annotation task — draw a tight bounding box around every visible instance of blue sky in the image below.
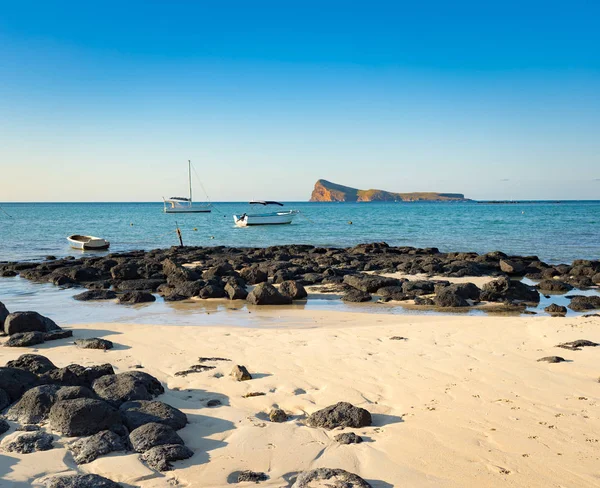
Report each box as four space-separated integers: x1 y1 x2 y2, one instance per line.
1 0 599 201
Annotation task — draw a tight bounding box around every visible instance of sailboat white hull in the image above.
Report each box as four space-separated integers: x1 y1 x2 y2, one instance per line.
164 205 211 213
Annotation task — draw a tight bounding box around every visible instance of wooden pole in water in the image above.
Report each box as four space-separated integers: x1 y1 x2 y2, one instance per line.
175 221 184 247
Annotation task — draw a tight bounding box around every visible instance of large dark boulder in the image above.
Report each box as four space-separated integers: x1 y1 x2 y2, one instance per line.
6 385 61 424
402 280 436 296
376 286 409 301
39 363 114 388
341 289 371 303
0 367 39 402
162 259 200 285
224 282 248 300
239 267 268 285
2 431 54 454
279 280 308 300
73 290 117 301
118 291 156 304
306 402 371 430
7 355 57 375
434 287 469 308
480 277 539 304
343 274 399 293
141 444 193 471
292 468 372 488
0 388 10 411
4 331 46 347
129 422 184 452
49 398 123 436
0 301 9 330
536 280 573 293
568 295 600 312
44 474 122 488
246 283 292 305
70 430 127 464
110 263 140 280
120 400 187 431
499 259 526 275
4 311 60 335
92 371 164 406
197 283 227 299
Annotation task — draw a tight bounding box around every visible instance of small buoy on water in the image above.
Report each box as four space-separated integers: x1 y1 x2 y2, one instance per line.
348 221 353 225
193 228 198 231
210 236 215 239
130 223 134 226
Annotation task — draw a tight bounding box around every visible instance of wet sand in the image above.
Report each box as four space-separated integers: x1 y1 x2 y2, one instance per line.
1 310 599 487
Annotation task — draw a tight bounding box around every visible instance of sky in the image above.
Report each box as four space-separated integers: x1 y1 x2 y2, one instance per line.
0 0 599 201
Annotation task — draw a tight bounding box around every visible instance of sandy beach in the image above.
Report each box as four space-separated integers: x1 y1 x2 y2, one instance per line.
1 308 599 487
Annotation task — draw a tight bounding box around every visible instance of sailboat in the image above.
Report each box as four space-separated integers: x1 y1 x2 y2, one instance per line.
163 160 212 213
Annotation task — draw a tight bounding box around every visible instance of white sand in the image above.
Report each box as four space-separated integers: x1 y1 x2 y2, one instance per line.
1 310 599 487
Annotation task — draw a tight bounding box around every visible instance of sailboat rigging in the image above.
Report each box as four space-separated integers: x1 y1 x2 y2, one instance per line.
163 160 212 213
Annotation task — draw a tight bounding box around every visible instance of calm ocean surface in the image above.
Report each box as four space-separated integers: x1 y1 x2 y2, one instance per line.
0 201 599 264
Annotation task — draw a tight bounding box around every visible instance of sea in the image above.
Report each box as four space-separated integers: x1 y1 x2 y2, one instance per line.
1 201 599 264
0 201 598 325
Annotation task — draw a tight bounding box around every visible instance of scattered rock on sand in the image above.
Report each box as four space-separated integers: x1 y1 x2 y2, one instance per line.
141 443 193 471
70 430 127 464
118 291 156 304
434 286 469 308
75 338 114 350
237 471 268 483
536 280 573 292
334 432 363 444
49 398 123 436
225 282 248 300
6 354 56 375
4 331 46 347
129 422 184 452
231 365 252 381
480 277 540 304
537 356 566 363
307 402 372 430
556 340 598 351
269 408 288 422
92 371 164 406
545 303 567 316
292 467 372 488
207 399 222 407
2 431 54 454
120 400 188 431
4 311 60 335
73 290 117 301
246 283 292 305
44 474 122 488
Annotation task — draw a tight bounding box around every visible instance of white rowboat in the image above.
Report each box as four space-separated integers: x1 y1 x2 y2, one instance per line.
67 235 110 250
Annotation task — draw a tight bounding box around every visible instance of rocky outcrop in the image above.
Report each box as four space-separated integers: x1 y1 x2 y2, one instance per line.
4 311 60 335
69 430 127 464
92 371 164 406
49 398 123 436
129 422 184 452
310 179 468 202
141 443 193 471
44 474 122 488
119 400 187 431
2 431 54 454
246 283 291 305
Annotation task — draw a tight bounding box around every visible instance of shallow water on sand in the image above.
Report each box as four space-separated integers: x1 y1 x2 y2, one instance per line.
0 201 599 263
0 276 597 327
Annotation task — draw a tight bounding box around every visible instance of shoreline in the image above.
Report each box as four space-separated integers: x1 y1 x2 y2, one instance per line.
1 311 599 487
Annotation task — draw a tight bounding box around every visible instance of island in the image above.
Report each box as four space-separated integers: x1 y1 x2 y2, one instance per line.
309 179 469 202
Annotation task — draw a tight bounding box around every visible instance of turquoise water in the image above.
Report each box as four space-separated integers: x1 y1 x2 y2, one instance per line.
0 201 599 264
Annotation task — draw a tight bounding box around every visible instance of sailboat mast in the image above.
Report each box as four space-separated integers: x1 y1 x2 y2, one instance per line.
188 160 192 203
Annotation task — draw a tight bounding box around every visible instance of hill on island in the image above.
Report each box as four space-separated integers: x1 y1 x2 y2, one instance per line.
310 179 469 202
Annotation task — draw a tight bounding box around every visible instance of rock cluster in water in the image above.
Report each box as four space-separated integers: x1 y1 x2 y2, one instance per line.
1 243 599 313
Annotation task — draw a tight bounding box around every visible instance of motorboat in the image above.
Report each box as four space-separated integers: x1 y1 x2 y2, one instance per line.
233 201 298 227
163 160 212 213
67 235 110 250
